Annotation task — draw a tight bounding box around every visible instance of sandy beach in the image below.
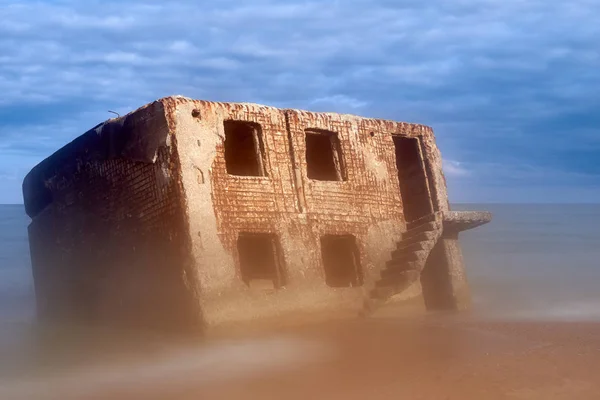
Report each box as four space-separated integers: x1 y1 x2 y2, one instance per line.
2 312 600 400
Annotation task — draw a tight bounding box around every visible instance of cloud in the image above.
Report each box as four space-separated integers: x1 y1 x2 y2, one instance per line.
1 0 599 203
443 159 470 177
310 95 368 111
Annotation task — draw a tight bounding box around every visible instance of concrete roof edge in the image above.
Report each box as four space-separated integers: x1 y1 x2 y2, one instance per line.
155 95 434 131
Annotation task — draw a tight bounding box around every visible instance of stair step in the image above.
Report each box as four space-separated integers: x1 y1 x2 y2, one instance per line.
399 231 437 246
393 241 427 256
370 286 396 300
406 214 437 230
386 250 424 267
376 269 420 287
404 221 438 237
380 261 419 278
365 215 441 313
371 271 420 298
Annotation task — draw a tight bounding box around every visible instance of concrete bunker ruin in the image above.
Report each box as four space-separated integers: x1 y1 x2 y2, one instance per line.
22 96 491 332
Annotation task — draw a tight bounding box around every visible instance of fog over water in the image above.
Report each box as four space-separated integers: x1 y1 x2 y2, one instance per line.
1 203 599 398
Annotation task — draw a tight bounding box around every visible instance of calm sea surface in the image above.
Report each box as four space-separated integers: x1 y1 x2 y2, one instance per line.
454 203 600 320
0 203 599 397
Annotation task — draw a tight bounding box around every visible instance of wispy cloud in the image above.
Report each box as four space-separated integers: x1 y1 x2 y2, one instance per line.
1 0 599 203
443 159 471 177
310 95 368 111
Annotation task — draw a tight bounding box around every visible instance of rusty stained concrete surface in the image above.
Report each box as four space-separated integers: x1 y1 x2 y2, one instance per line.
23 95 486 332
164 96 451 328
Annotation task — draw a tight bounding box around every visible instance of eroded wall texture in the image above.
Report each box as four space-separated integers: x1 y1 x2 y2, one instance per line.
24 101 200 332
166 97 450 327
24 96 456 332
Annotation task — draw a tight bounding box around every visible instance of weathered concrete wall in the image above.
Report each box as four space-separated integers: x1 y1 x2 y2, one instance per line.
24 101 200 331
164 96 445 327
24 95 469 332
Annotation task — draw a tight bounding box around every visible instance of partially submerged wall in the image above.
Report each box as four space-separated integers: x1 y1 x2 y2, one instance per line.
23 101 200 331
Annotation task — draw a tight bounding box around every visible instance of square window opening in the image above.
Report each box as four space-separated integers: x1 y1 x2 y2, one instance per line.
237 233 286 289
305 129 346 181
223 120 267 177
320 235 363 288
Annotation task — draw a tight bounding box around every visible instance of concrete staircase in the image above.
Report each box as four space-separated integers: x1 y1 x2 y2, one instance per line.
363 212 442 315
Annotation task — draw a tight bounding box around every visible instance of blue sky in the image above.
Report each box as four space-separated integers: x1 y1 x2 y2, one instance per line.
1 0 599 204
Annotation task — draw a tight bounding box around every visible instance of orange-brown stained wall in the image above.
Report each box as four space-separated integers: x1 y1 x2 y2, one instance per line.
22 96 454 332
166 97 450 328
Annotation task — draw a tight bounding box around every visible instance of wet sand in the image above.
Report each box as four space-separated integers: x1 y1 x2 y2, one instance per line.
2 313 600 400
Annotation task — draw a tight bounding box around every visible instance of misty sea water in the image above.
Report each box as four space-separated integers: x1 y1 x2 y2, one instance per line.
455 203 600 320
0 205 35 325
1 203 600 386
2 203 599 327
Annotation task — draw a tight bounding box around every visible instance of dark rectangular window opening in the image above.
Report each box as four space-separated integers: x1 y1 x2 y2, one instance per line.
320 235 363 288
223 120 267 177
305 129 346 181
237 233 286 289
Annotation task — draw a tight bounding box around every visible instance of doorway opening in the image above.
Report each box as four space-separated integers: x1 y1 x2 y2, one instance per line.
393 136 433 223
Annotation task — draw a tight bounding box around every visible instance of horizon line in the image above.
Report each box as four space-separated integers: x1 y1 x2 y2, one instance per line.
2 202 600 206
